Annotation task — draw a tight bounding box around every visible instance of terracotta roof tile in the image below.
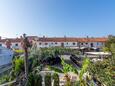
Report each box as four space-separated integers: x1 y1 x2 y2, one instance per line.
0 38 21 43
38 37 108 42
0 37 108 43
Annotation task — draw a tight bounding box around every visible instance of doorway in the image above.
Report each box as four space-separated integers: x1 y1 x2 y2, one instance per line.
61 43 64 47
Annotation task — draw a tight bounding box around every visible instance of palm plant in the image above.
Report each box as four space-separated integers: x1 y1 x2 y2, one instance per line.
21 34 31 85
52 73 59 86
48 58 78 86
45 73 52 86
76 58 90 86
27 73 42 86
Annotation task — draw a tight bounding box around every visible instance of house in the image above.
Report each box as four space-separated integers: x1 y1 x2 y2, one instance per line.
0 36 108 50
0 37 22 49
37 37 107 50
0 36 39 49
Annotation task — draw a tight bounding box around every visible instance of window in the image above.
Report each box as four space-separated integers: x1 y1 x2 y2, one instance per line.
45 43 48 45
61 43 64 47
0 44 2 46
66 42 68 45
102 43 104 45
73 43 75 45
85 43 88 45
97 42 99 45
55 42 57 44
15 44 18 46
39 43 42 45
81 43 83 45
91 43 94 47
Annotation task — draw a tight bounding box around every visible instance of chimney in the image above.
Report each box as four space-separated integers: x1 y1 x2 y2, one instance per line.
0 36 1 40
43 35 45 41
64 35 66 38
86 36 89 39
64 35 66 41
43 35 45 38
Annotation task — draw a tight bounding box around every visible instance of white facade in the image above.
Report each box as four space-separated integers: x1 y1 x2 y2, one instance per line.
80 42 104 48
0 42 6 47
11 42 22 49
0 37 106 49
0 42 22 49
0 41 105 49
37 41 104 49
37 42 78 48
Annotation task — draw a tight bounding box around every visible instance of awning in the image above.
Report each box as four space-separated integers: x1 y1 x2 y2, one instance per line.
67 47 79 49
85 52 111 56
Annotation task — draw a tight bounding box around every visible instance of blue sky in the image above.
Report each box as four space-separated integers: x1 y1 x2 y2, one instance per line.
0 0 115 38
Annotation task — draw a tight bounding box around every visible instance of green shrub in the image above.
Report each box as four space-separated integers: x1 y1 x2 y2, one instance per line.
9 69 16 81
14 58 24 75
14 49 24 54
28 73 42 86
35 74 42 86
52 73 59 86
41 47 79 56
28 73 35 86
45 73 52 86
48 66 63 73
0 75 9 84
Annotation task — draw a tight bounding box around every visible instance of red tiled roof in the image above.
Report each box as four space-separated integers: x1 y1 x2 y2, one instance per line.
38 37 108 42
27 36 38 39
0 38 22 43
0 37 108 43
0 36 38 43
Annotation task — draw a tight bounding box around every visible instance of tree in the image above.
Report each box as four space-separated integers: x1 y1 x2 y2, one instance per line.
88 60 113 86
79 58 90 86
104 36 115 54
88 36 115 85
21 34 31 86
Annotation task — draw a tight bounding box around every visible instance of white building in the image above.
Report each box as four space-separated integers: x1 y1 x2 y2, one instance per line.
0 38 22 49
37 37 107 50
0 36 107 50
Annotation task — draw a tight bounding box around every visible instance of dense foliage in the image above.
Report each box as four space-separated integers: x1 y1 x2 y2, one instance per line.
28 73 42 86
14 58 24 75
0 75 9 84
52 73 59 86
88 60 114 86
48 58 78 86
45 73 52 86
88 36 115 86
41 47 80 56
